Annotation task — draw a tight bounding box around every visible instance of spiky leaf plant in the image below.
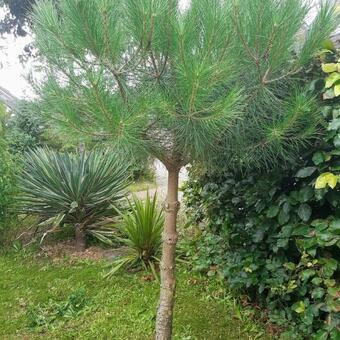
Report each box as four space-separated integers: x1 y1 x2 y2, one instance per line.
107 192 163 279
31 0 339 337
18 148 130 250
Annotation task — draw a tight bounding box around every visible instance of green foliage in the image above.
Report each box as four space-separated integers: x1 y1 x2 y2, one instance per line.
107 193 163 277
129 155 155 182
27 287 89 329
31 0 338 169
6 102 47 153
0 143 16 226
321 47 340 98
183 54 340 339
17 148 130 234
0 105 17 241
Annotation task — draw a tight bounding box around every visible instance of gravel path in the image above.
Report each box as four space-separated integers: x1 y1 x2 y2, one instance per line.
135 160 188 202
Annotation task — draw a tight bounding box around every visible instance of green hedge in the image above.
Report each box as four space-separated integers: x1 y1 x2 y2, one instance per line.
0 140 17 243
183 51 340 339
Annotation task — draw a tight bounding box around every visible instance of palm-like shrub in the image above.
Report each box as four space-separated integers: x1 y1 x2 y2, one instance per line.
18 148 130 250
108 192 164 277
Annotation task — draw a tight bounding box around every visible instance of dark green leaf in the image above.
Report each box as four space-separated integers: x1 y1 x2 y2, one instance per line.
295 167 317 178
328 118 340 131
329 219 340 234
292 225 311 236
298 204 312 222
312 152 324 165
301 269 315 281
278 209 290 225
298 187 314 203
266 205 279 218
311 287 325 299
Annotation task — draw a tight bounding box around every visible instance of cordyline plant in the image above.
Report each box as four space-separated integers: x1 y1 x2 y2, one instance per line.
107 192 164 278
31 0 338 338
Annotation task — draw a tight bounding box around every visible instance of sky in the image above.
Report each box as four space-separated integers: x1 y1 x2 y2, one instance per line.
0 33 33 98
0 0 337 99
0 0 190 99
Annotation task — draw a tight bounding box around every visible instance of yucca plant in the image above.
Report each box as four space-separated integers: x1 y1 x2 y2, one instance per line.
18 148 130 250
107 192 163 278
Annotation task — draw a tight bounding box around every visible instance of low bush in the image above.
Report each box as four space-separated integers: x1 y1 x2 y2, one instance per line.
183 49 340 339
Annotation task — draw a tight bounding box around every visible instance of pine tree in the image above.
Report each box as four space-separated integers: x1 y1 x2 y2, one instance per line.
31 0 338 338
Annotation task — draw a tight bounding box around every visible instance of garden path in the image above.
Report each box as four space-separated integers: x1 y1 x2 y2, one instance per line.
135 160 188 202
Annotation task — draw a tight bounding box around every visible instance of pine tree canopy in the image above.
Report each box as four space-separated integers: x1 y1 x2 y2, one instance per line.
32 0 339 169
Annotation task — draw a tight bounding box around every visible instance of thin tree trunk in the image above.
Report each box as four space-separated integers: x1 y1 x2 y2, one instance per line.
75 223 86 251
156 167 180 340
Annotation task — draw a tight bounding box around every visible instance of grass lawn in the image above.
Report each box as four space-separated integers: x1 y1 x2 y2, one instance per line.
0 251 270 340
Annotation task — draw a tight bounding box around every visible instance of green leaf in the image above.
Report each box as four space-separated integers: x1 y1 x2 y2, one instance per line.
315 172 338 189
329 219 340 234
311 277 322 285
311 287 325 299
312 219 328 232
335 83 340 97
312 151 325 165
321 39 336 52
320 258 337 278
328 118 340 131
282 202 290 214
295 167 317 178
327 286 339 297
278 209 290 225
325 72 340 88
301 269 315 281
324 279 336 287
292 225 312 237
322 63 338 73
284 262 296 271
299 187 314 203
298 204 312 222
252 229 264 243
314 329 329 340
266 205 279 218
292 301 305 314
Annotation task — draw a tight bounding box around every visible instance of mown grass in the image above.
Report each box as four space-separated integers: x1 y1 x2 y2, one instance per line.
0 251 270 340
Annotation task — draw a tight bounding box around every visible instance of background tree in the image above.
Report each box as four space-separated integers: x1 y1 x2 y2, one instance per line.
0 103 17 238
0 0 37 36
31 0 337 338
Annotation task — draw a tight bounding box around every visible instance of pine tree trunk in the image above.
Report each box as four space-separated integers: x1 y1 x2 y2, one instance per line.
75 223 86 251
155 167 180 340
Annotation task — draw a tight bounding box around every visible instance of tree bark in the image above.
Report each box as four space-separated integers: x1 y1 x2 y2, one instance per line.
75 223 86 251
155 167 180 340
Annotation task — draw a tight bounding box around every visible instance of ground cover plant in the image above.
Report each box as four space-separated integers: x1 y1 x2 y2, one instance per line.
30 1 338 337
183 48 340 339
0 250 270 339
